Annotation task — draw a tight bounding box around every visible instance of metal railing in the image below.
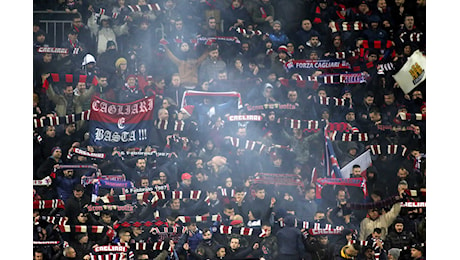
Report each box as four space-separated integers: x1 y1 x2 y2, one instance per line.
34 11 74 47
39 20 73 46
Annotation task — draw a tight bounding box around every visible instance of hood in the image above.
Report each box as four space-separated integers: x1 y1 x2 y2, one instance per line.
283 214 297 227
82 54 96 66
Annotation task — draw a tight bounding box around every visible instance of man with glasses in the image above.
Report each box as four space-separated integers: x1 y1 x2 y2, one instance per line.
71 13 95 54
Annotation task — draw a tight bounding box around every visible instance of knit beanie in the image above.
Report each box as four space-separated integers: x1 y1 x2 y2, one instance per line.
388 248 401 259
115 57 127 68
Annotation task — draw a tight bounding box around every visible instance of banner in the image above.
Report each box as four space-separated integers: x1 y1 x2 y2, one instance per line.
315 178 367 199
89 96 155 147
251 173 304 187
284 59 351 72
181 90 243 109
392 50 426 94
340 150 372 178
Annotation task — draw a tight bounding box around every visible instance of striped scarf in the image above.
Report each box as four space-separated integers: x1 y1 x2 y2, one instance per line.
68 147 106 160
58 224 107 233
126 3 160 12
226 137 268 154
89 253 133 260
376 124 416 132
218 225 265 237
134 241 172 251
284 118 322 131
329 21 364 33
315 178 367 199
33 199 65 210
33 110 91 128
361 40 393 50
177 214 221 223
328 131 369 142
33 176 53 186
42 73 98 91
369 144 408 156
278 73 366 88
35 215 68 226
99 190 202 205
397 112 425 121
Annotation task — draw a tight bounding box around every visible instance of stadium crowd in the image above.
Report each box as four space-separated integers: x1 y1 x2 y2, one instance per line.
33 0 426 259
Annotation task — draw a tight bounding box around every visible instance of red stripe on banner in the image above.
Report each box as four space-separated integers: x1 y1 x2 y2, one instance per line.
374 41 382 49
386 40 393 49
51 73 60 82
79 75 87 83
89 96 155 124
362 40 369 49
65 74 73 83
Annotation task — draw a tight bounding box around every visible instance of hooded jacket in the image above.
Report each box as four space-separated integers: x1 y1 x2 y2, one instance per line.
276 214 306 257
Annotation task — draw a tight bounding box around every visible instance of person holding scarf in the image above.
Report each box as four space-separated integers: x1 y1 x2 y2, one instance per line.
117 74 147 103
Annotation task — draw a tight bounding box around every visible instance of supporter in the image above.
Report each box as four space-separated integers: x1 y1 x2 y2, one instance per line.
395 14 425 52
64 184 91 224
410 244 425 260
199 16 223 37
384 218 415 260
226 235 259 259
268 20 289 50
250 0 275 32
54 168 80 201
304 234 335 260
70 13 95 54
195 228 222 259
294 19 319 50
117 74 147 103
163 42 209 87
33 1 426 258
61 28 86 66
358 200 401 241
198 44 228 83
276 214 306 260
221 0 253 34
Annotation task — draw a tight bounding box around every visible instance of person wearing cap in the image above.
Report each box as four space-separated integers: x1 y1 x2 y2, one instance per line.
269 46 291 78
36 146 62 181
410 244 424 260
97 40 121 75
61 28 86 64
310 0 334 37
54 168 80 201
350 0 373 25
268 20 290 50
64 184 91 224
221 0 252 34
305 234 335 260
179 172 193 193
198 44 227 83
363 15 389 43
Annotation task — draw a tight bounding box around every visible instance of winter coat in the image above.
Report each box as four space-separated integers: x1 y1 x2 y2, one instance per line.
358 203 401 241
276 215 306 257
